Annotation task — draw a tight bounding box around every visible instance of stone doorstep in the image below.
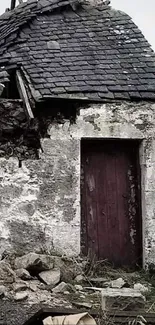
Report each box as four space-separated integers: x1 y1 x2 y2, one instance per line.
101 288 144 297
100 288 145 311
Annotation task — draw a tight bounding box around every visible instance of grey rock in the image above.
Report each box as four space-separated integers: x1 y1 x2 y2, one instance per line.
53 256 64 269
74 275 84 283
67 284 77 293
0 261 16 284
110 278 126 289
89 277 108 284
28 280 40 292
134 283 149 292
14 253 54 273
28 280 45 292
59 263 75 283
74 284 83 291
4 291 14 300
73 301 92 309
39 268 60 286
15 268 31 280
14 291 28 301
101 288 144 298
0 285 6 297
52 282 68 293
13 281 28 292
101 292 145 311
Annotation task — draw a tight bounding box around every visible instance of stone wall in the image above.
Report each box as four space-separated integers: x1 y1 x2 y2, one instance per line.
0 100 155 267
0 99 40 160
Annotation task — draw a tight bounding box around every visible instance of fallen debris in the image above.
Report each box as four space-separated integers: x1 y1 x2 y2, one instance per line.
134 283 149 293
14 291 28 301
0 261 16 284
52 282 68 294
74 285 83 291
39 269 60 286
28 280 44 292
0 285 5 298
13 281 28 292
101 288 145 311
0 251 154 314
110 277 126 289
73 302 92 309
89 277 108 284
14 253 54 273
74 275 84 283
15 268 31 280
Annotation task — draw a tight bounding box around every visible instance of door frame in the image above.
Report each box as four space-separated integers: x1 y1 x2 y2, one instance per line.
80 137 143 267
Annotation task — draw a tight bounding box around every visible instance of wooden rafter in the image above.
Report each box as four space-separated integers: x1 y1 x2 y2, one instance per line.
16 70 34 120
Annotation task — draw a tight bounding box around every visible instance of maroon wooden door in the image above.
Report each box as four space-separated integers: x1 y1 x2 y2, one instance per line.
81 140 142 267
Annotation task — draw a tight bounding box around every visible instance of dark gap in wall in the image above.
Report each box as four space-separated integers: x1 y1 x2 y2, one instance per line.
0 99 40 160
35 98 82 137
0 98 87 160
2 70 20 99
18 159 22 168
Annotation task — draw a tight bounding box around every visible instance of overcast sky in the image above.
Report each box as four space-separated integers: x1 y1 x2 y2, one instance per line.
0 0 155 50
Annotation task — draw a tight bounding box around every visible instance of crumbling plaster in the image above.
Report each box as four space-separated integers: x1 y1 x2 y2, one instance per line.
0 100 155 267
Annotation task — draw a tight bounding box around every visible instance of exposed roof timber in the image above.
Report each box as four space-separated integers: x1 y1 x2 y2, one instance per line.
16 70 34 120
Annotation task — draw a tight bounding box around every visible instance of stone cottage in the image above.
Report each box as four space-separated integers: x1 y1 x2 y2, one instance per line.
0 0 155 269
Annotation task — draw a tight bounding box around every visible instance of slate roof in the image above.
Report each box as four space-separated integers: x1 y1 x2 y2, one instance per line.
0 0 155 101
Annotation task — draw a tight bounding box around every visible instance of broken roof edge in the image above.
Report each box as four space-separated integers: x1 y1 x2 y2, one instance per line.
35 94 155 104
21 69 155 104
0 0 112 26
0 0 110 21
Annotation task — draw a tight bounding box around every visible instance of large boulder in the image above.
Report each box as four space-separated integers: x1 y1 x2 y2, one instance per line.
0 261 16 284
38 269 60 286
14 253 54 273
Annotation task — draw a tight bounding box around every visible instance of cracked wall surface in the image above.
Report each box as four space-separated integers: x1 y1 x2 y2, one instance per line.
0 100 155 267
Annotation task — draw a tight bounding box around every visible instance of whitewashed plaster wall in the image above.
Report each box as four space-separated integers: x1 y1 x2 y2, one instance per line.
0 100 155 268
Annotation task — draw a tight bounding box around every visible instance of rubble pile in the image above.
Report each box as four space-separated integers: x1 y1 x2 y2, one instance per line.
0 252 151 312
0 252 86 307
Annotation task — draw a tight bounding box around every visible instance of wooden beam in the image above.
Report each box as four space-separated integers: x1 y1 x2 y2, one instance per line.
16 70 34 120
23 308 155 325
10 0 16 10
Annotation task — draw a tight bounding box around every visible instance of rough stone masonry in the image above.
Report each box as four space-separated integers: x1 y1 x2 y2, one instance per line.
0 99 155 268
